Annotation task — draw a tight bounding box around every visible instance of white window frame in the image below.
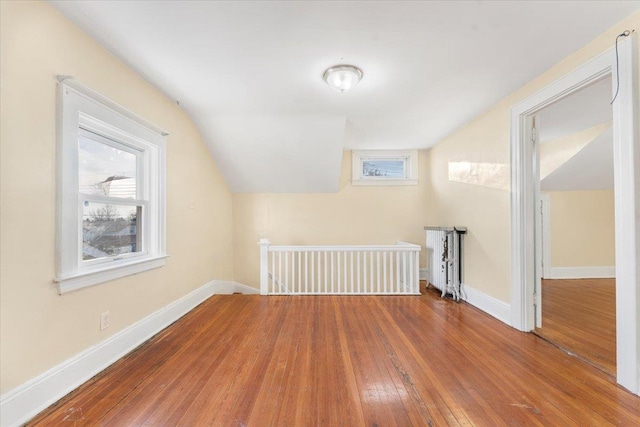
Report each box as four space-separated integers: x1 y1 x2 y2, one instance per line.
55 77 167 294
351 150 418 186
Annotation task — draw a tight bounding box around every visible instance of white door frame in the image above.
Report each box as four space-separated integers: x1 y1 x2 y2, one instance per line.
534 191 551 328
509 35 639 394
540 192 551 281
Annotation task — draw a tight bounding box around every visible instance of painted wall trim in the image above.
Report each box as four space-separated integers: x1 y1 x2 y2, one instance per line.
510 45 615 332
510 35 639 395
419 268 428 281
460 284 511 326
56 76 170 137
0 280 255 427
549 266 615 279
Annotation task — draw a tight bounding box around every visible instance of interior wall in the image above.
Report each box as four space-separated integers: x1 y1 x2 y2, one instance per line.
233 150 431 288
427 11 639 303
0 1 233 394
549 190 615 268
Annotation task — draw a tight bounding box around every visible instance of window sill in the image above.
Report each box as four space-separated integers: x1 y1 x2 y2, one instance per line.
55 255 168 295
351 179 418 186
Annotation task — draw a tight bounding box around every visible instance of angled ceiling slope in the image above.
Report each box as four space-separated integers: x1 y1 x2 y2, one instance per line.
537 76 613 143
202 116 346 193
541 125 614 192
49 1 640 192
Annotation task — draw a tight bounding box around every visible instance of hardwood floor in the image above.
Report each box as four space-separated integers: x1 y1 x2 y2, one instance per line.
29 287 639 426
535 278 616 376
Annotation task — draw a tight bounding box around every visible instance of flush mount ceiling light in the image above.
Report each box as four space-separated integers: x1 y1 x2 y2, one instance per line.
323 65 363 93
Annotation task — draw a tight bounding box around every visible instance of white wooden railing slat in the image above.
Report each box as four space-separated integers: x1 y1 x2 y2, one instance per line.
395 252 399 293
330 252 334 293
403 252 407 293
299 253 301 294
323 252 326 293
383 251 388 293
269 254 276 293
362 251 366 294
356 252 359 293
305 252 309 293
285 251 289 293
349 252 354 292
312 251 315 294
415 251 420 294
337 251 342 293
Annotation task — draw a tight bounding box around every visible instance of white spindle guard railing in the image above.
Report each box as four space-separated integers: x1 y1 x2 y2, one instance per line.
258 239 421 296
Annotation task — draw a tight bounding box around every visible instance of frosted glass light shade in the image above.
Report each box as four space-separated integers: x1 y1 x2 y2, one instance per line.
323 65 363 93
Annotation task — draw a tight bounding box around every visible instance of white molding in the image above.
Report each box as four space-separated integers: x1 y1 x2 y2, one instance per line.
0 279 255 427
211 281 260 295
510 46 615 332
351 179 418 186
57 79 168 293
56 256 167 294
460 284 511 326
549 266 616 279
419 268 428 281
510 35 639 395
56 76 169 137
611 34 640 395
269 243 421 252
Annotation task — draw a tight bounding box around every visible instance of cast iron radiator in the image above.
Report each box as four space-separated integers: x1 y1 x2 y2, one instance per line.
425 226 467 301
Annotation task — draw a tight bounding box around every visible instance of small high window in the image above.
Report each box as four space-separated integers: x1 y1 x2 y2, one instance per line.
55 78 167 294
352 150 418 186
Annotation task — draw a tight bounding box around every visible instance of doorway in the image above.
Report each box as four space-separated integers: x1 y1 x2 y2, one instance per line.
531 77 616 375
509 35 640 394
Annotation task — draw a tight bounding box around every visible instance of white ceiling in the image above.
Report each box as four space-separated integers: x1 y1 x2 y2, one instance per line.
541 125 613 191
50 1 639 193
537 76 613 143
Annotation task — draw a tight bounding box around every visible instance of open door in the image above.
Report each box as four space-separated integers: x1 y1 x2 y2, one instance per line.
511 36 639 393
531 76 616 375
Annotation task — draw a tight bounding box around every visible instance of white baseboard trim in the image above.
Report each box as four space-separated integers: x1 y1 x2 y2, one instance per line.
460 283 511 326
419 268 428 281
0 279 256 427
548 266 615 279
210 280 260 295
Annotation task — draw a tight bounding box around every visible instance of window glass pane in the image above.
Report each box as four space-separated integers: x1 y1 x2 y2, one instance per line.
362 160 405 178
82 202 141 261
79 133 137 198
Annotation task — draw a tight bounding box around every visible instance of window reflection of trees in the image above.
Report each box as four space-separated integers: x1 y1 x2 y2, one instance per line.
83 204 138 260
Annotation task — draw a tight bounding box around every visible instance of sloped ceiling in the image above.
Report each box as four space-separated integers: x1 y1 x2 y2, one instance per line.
541 125 613 191
202 116 346 192
49 1 639 192
538 72 613 191
537 76 613 143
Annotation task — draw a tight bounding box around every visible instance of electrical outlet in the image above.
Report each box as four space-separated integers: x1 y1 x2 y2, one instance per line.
100 311 110 331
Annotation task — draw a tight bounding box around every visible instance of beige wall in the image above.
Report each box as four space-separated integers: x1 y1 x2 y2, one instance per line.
427 12 639 303
233 150 431 288
0 1 233 394
549 191 615 267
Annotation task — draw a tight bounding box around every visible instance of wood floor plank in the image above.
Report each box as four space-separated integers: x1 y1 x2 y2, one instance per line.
536 278 616 376
28 286 640 426
100 295 257 426
377 296 539 426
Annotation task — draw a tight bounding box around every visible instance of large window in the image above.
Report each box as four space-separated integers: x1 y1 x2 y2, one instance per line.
56 78 167 294
351 150 418 186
